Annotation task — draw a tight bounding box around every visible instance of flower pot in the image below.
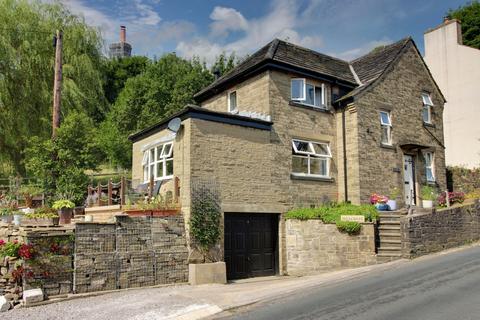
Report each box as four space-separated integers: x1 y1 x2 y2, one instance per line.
59 208 73 225
13 214 23 226
387 200 397 211
422 200 434 209
151 209 180 217
124 209 152 217
1 215 12 224
375 203 390 211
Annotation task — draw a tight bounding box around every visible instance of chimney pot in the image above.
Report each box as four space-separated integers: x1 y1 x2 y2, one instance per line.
443 16 450 23
120 25 126 43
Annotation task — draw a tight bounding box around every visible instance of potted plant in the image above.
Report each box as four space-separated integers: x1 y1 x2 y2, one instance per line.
13 210 23 226
52 200 75 224
370 193 390 211
150 194 181 217
387 187 400 211
421 185 436 209
0 207 13 224
17 184 43 208
22 207 59 226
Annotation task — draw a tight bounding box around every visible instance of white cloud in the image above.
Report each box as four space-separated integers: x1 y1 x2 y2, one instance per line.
177 0 323 64
133 0 161 26
209 7 249 37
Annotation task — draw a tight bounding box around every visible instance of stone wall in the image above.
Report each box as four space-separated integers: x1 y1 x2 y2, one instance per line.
74 215 188 293
355 42 447 206
285 219 377 275
400 200 480 258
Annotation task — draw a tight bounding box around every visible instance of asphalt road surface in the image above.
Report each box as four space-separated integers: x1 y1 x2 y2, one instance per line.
226 245 480 320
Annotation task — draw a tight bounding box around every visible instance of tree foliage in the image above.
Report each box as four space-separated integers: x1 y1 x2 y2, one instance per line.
25 112 103 205
448 1 480 49
0 0 105 175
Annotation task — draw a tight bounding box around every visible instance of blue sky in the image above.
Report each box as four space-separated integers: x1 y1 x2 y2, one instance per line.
61 0 471 62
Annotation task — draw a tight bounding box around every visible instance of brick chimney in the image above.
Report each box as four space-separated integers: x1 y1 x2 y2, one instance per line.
120 26 126 43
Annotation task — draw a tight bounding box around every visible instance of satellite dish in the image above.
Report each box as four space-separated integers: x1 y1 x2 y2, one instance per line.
167 117 182 133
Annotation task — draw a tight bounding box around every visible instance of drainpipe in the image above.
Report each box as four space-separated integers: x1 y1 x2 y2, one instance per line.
342 107 349 203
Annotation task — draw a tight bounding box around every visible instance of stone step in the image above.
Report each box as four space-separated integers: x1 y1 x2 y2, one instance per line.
377 253 402 263
378 246 401 252
379 220 400 225
378 214 403 219
377 252 402 257
378 225 401 231
379 239 402 245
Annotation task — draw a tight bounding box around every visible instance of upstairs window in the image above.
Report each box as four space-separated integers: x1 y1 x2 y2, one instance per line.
423 151 435 182
380 111 392 145
142 142 173 183
292 139 331 178
291 78 326 109
422 93 433 124
228 91 237 112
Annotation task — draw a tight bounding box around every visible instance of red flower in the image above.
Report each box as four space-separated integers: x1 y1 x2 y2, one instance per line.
0 240 5 246
18 244 34 260
50 243 60 253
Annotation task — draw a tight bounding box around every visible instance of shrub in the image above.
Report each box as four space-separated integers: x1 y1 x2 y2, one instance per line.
437 191 465 207
0 240 22 258
421 185 437 200
336 221 362 235
52 199 75 210
25 207 59 219
286 203 378 235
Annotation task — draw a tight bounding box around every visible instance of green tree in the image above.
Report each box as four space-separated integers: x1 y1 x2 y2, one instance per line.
210 52 237 76
448 1 480 49
0 0 105 175
25 112 103 205
102 56 150 104
101 53 213 167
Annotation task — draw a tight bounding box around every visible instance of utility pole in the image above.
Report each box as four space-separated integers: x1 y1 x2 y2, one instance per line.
52 30 63 139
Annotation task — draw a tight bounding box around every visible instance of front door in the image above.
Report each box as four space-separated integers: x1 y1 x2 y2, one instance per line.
224 213 278 280
404 155 416 206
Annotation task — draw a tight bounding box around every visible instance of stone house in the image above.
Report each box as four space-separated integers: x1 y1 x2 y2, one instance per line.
129 37 446 280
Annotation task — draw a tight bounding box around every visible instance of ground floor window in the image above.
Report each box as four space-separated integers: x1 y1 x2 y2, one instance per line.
423 151 435 182
142 142 173 182
292 139 331 177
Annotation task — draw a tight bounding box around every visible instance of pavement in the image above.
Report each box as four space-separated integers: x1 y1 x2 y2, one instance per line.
2 243 478 320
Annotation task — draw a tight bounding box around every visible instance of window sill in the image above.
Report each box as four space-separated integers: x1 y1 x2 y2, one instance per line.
290 173 334 182
143 176 173 184
423 122 435 128
289 101 332 114
380 143 396 150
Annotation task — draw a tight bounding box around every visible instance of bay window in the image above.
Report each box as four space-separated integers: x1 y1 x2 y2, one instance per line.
291 78 326 109
292 139 331 178
142 142 173 182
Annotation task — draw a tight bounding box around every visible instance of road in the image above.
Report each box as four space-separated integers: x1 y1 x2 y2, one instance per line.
224 245 480 320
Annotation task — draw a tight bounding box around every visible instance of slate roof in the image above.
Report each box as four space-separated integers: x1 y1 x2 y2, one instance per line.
194 39 357 101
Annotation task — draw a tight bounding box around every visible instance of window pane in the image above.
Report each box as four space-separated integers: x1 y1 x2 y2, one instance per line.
310 158 328 176
292 156 308 174
165 159 173 176
291 79 304 100
426 168 434 181
314 86 322 107
305 84 314 105
143 166 148 182
293 140 311 154
229 91 237 111
422 93 433 105
380 111 390 125
156 161 163 178
142 151 149 165
424 153 432 166
157 146 163 160
423 105 430 123
311 143 330 156
162 143 172 158
381 125 391 144
149 164 155 179
150 149 155 162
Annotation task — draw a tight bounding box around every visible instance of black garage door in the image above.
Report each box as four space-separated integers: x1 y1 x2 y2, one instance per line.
224 213 278 280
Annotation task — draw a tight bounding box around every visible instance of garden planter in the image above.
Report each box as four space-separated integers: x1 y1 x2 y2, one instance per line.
21 217 59 227
124 209 152 217
58 208 73 225
1 215 12 224
151 209 180 217
375 203 389 211
422 200 434 209
73 206 85 217
13 214 23 226
387 200 397 211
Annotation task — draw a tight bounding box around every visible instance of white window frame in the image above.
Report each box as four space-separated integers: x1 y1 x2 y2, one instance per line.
291 139 332 178
142 142 174 183
380 111 392 145
228 91 237 112
422 93 433 124
423 151 435 182
291 78 326 109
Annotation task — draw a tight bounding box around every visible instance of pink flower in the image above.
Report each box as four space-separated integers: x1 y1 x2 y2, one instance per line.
0 240 5 246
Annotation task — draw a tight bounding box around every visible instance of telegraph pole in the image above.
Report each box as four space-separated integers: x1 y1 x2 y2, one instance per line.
52 30 63 139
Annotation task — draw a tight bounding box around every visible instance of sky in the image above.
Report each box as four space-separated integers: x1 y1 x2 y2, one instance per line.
60 0 471 63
